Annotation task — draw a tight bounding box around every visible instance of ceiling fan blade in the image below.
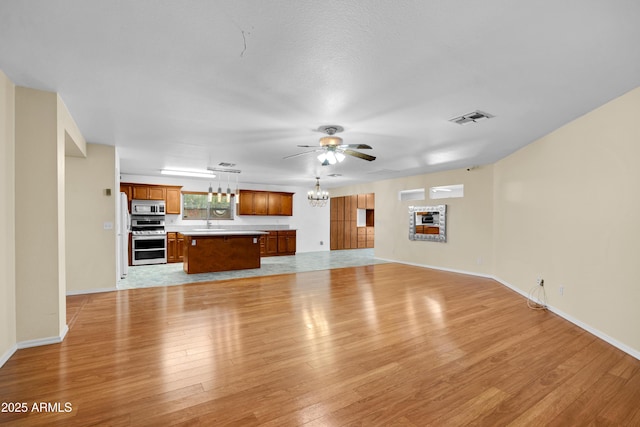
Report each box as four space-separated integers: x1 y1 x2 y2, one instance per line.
296 145 316 148
282 149 321 160
343 149 376 161
339 144 372 150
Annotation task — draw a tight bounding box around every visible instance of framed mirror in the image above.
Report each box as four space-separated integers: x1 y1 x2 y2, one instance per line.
408 205 447 242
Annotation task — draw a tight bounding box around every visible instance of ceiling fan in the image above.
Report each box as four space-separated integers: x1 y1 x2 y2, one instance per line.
283 125 376 166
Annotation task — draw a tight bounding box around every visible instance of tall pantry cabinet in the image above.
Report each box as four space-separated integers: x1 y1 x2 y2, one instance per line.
330 193 374 250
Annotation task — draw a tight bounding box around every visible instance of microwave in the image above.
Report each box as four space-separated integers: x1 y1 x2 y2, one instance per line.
131 199 166 215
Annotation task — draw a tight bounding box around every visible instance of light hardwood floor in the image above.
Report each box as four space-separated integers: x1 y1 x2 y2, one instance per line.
1 263 639 426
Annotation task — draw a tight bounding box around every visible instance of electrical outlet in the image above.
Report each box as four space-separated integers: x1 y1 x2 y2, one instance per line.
559 286 564 296
536 277 544 287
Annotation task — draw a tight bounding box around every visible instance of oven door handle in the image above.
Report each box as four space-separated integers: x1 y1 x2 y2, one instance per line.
132 235 167 240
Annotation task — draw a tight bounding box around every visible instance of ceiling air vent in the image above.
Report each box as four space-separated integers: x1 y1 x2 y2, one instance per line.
449 110 494 126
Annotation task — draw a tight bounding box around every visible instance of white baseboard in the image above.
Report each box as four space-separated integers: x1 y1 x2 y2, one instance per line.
545 304 640 361
374 257 494 279
377 258 640 361
17 324 69 350
493 275 640 361
66 287 117 296
0 343 18 368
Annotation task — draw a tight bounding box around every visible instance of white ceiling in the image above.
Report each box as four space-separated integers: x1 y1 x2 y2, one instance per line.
2 1 640 188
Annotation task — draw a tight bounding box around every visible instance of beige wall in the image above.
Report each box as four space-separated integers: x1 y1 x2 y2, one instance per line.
66 143 117 293
14 87 85 343
0 71 16 364
493 87 640 354
333 166 495 276
336 88 640 356
14 87 63 341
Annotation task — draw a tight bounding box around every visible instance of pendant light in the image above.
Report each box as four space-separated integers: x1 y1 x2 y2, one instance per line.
235 174 240 204
208 183 213 202
217 174 222 203
226 174 231 203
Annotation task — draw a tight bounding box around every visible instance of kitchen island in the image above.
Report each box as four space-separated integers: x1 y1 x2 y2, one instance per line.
181 230 268 274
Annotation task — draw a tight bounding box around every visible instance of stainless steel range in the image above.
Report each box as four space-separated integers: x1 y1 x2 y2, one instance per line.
131 200 167 265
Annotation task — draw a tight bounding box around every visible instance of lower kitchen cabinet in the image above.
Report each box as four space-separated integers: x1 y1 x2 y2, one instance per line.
357 227 367 249
260 230 296 257
167 232 184 263
266 231 279 256
366 226 374 248
277 230 296 255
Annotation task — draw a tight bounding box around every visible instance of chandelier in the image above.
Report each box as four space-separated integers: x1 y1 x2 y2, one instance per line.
308 177 329 207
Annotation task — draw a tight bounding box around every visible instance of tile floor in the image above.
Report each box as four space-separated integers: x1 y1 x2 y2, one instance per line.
118 249 387 289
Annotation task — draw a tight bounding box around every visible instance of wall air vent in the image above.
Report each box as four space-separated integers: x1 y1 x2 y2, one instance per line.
449 110 494 126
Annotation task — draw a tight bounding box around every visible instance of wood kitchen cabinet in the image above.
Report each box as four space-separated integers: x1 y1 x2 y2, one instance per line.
148 186 166 200
265 231 279 255
277 230 296 255
166 232 184 263
267 192 283 215
121 184 132 205
133 184 160 200
357 194 366 209
349 220 358 248
356 193 375 209
165 187 182 214
120 183 183 214
271 193 293 216
357 227 367 248
330 220 340 250
331 193 375 250
365 193 375 209
239 190 294 216
260 230 296 256
366 226 375 248
238 190 268 215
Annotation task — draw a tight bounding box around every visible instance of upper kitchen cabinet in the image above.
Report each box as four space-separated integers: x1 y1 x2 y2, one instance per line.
268 192 293 215
357 193 375 209
132 184 164 200
239 190 293 216
120 183 183 214
165 187 181 214
238 190 268 215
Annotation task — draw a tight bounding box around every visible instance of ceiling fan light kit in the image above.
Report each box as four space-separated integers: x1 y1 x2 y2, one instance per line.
317 149 345 166
283 124 376 164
